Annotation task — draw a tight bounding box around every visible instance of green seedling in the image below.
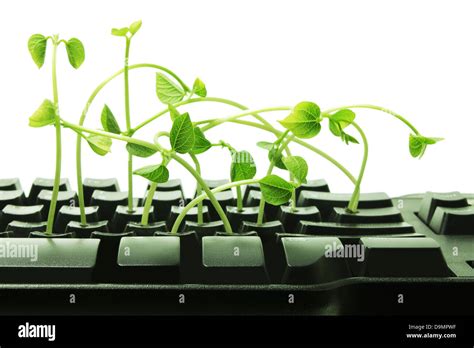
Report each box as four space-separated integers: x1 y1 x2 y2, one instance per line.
27 33 85 235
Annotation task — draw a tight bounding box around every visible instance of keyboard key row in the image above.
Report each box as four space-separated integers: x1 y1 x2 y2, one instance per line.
0 234 452 284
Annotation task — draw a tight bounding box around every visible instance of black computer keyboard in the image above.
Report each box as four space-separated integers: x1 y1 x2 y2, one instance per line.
0 177 473 316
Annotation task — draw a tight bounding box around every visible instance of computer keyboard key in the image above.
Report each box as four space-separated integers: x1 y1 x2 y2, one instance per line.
117 236 180 284
297 221 416 236
418 191 469 224
168 205 210 231
277 206 321 233
91 190 128 221
281 236 351 284
29 231 75 238
355 237 452 277
65 220 109 238
226 206 260 232
83 178 120 205
297 191 393 220
295 179 330 202
429 206 474 235
54 206 99 234
330 206 403 224
202 235 269 284
28 178 71 204
154 179 184 194
111 206 155 234
0 231 12 238
6 221 47 238
246 190 281 221
0 238 99 283
0 178 22 191
36 190 78 220
203 191 235 221
242 183 260 203
183 220 225 239
145 190 185 222
0 190 26 210
240 220 285 282
0 205 44 231
124 221 168 236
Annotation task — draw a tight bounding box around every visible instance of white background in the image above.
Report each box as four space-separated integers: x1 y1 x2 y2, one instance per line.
0 0 471 198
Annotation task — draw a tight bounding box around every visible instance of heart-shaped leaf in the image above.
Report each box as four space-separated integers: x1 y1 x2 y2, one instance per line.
86 135 112 156
111 27 129 36
100 105 121 134
28 34 47 68
129 20 142 35
409 134 443 159
134 164 169 183
126 143 158 158
156 73 185 104
29 99 56 127
282 156 308 184
279 101 322 139
170 113 195 154
259 175 294 206
193 78 207 97
191 127 211 155
230 150 257 182
65 38 85 69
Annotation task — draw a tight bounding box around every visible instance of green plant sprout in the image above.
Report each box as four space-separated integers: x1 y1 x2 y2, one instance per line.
28 33 85 235
29 22 442 236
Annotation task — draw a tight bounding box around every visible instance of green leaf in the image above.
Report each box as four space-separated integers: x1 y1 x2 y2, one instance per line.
330 109 355 129
100 105 121 134
230 150 257 182
170 113 195 154
65 38 85 69
282 156 308 184
129 20 142 35
86 135 112 156
191 127 211 155
192 78 207 97
259 175 294 206
409 134 443 159
168 104 180 121
156 73 185 104
28 34 47 68
126 143 158 158
279 101 322 138
133 164 169 183
111 27 129 36
29 99 56 127
256 141 274 150
268 148 287 170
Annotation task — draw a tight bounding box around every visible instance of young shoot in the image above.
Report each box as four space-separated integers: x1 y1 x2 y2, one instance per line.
27 33 85 235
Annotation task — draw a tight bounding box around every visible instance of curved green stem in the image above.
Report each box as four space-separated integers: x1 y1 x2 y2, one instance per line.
46 37 62 235
141 181 157 225
189 154 204 224
257 133 292 225
201 117 357 185
171 179 260 234
75 63 189 224
170 153 232 234
323 104 420 135
131 97 276 134
346 122 368 213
